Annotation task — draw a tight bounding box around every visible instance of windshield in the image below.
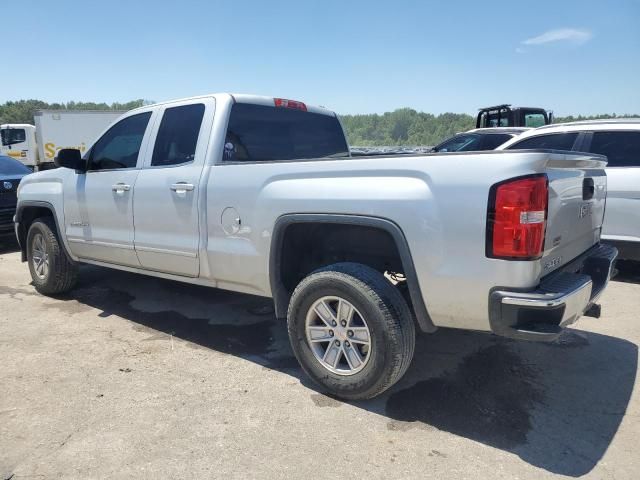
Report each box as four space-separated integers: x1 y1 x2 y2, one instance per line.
0 155 31 175
434 133 482 152
1 128 27 146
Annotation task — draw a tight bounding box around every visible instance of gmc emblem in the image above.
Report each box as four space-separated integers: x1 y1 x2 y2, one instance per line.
579 203 592 219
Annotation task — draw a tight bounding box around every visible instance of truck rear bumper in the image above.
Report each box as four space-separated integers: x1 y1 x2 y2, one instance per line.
489 243 618 341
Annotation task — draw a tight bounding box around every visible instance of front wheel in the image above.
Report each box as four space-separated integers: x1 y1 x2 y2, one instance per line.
27 217 78 295
287 262 415 400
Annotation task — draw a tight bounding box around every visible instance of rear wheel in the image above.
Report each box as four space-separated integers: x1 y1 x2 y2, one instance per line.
27 218 78 295
287 262 415 400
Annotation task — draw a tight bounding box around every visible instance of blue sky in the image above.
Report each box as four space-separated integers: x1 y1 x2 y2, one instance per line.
3 0 639 115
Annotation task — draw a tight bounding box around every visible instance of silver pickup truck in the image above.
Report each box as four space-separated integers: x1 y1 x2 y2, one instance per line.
14 93 617 399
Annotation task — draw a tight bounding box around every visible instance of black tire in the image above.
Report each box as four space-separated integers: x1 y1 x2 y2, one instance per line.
287 262 416 400
26 217 78 295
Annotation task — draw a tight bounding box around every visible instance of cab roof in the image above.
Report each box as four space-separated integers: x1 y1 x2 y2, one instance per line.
466 127 531 134
496 118 640 149
536 118 640 129
128 93 337 117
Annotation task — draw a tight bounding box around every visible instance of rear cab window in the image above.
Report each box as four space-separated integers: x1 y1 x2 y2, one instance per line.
478 110 510 127
223 103 349 162
507 132 580 151
587 131 640 167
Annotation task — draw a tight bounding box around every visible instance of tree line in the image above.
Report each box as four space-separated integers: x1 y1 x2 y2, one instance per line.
339 108 640 146
1 99 637 146
0 99 146 125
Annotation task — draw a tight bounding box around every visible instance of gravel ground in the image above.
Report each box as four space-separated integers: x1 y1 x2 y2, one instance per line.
0 241 638 479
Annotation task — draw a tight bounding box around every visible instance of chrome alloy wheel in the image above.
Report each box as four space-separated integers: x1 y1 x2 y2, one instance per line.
305 296 372 375
31 233 50 280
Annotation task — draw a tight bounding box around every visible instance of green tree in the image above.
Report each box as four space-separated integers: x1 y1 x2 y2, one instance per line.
340 109 475 146
2 100 638 145
340 109 640 147
0 99 147 125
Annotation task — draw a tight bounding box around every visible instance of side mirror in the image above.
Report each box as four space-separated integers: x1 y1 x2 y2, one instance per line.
54 149 86 172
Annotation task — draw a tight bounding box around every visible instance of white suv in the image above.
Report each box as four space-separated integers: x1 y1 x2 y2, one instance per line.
499 119 640 261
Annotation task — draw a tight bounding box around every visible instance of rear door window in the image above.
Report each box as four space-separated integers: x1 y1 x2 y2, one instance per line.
223 103 349 162
588 131 640 167
151 104 205 167
508 133 579 151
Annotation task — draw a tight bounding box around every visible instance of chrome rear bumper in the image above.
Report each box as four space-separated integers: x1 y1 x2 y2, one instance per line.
489 243 618 341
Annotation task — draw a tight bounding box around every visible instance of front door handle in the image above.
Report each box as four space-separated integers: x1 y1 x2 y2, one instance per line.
112 183 131 194
170 183 195 193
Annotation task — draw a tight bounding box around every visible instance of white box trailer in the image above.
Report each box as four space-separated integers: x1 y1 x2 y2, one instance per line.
1 110 125 170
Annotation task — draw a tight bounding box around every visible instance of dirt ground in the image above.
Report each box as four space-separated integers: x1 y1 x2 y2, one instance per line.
1 240 638 479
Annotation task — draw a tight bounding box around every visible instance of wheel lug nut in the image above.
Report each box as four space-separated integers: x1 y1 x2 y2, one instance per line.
341 320 347 327
335 340 340 346
329 330 334 337
331 320 337 327
347 330 354 337
345 341 350 347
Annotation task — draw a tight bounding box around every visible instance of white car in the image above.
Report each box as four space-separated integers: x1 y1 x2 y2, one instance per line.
499 119 640 261
431 127 530 152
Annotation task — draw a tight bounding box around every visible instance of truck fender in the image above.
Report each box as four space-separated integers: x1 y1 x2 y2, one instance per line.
14 201 74 264
269 213 436 333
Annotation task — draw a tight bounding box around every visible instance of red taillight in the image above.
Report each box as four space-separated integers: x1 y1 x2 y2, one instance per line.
488 175 548 259
274 98 307 111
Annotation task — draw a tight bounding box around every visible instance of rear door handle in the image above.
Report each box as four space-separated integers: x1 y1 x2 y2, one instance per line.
170 183 195 193
112 183 131 194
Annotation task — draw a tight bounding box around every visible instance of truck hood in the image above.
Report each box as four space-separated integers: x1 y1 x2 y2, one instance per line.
15 168 72 198
17 168 62 183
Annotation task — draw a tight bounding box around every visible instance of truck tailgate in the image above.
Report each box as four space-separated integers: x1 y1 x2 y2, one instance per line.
540 152 608 277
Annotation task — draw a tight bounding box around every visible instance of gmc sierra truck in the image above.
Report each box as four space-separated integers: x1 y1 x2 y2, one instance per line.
14 93 617 400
